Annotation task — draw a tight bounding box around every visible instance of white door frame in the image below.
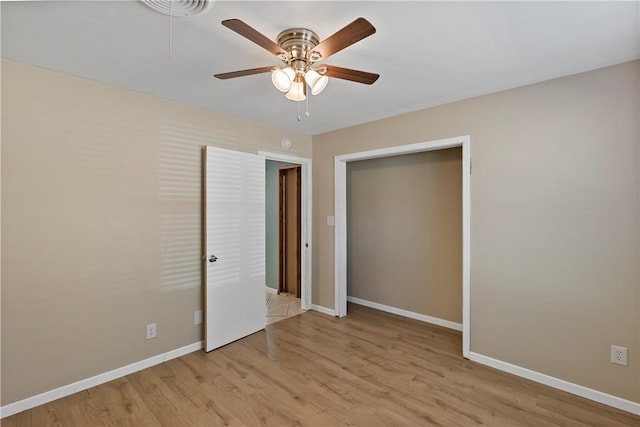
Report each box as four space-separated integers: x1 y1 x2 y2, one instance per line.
260 151 312 311
334 135 471 358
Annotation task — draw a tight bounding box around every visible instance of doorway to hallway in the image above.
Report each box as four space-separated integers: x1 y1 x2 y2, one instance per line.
263 153 312 324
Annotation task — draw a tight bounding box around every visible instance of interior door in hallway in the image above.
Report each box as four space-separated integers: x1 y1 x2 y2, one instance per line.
204 146 265 352
279 165 301 297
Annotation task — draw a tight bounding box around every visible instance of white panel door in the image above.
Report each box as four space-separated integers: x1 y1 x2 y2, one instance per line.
204 146 265 352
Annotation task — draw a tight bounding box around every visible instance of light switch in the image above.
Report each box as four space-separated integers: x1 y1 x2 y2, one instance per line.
327 215 335 226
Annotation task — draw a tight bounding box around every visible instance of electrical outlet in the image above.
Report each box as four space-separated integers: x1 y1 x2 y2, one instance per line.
146 323 157 340
194 310 203 325
611 345 627 366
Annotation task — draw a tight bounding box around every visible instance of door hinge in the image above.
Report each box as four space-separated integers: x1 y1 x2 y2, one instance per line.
470 159 472 174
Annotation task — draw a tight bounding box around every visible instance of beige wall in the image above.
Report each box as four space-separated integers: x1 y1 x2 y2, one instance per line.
0 22 4 407
312 61 640 402
0 60 312 405
347 148 462 323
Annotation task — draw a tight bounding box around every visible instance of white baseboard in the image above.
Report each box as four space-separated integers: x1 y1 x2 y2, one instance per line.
469 352 640 416
347 296 463 331
311 304 336 317
265 286 277 294
0 341 204 419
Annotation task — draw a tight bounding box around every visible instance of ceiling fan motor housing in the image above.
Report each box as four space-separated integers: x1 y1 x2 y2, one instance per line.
277 28 321 72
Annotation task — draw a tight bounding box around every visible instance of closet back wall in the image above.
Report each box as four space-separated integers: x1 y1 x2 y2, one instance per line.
347 148 462 323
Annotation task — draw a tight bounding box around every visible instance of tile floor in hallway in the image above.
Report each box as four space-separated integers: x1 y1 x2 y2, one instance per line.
265 288 305 325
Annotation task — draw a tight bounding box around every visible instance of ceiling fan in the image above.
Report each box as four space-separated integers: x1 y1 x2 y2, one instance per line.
214 18 379 102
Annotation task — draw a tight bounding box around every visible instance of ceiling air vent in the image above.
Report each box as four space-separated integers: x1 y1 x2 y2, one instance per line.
139 0 212 17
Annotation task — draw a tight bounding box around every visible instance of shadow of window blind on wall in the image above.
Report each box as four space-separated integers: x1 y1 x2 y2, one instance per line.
158 123 207 292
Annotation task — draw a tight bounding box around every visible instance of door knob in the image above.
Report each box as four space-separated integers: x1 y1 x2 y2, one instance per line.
208 255 218 263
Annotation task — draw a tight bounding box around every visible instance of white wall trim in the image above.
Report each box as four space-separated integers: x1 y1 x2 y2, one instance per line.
334 135 471 358
347 296 463 331
259 151 313 311
470 352 640 416
310 304 337 317
0 341 204 419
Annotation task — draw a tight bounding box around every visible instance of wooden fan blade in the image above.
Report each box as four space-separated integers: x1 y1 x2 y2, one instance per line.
222 19 286 56
322 65 379 85
214 66 275 80
312 18 376 60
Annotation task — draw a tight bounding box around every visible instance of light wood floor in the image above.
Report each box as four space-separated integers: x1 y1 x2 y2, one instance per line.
4 304 639 426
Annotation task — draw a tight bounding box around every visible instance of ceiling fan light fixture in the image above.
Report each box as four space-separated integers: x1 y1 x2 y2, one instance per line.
285 80 306 101
305 69 329 95
271 67 295 92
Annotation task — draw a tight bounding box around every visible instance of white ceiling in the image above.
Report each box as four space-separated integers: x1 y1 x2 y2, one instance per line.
2 1 639 135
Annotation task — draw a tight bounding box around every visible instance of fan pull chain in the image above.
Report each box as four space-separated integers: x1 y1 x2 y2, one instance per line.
168 0 173 61
297 82 303 121
305 87 310 117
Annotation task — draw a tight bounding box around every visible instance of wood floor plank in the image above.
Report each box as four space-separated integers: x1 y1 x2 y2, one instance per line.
3 304 639 426
81 378 162 426
125 365 204 426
